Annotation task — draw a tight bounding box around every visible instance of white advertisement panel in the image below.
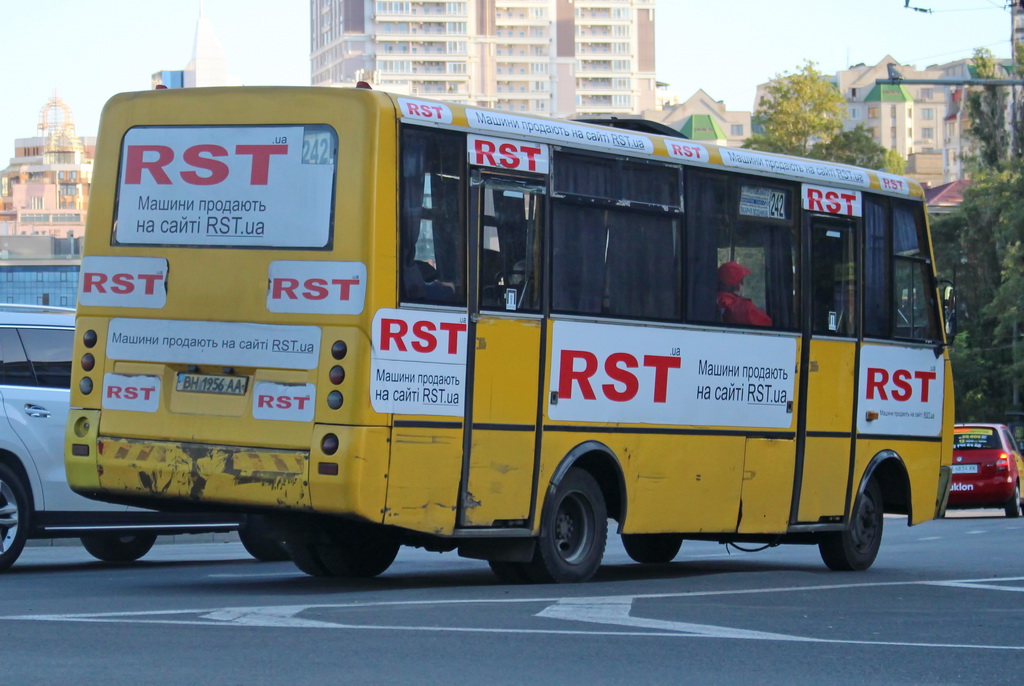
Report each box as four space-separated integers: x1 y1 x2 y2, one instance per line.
857 344 944 437
549 321 797 429
101 373 161 413
266 261 367 315
115 125 335 247
720 148 871 187
665 140 711 165
801 184 863 218
107 318 320 370
467 135 550 174
78 256 169 309
370 309 469 417
252 381 316 422
466 109 654 155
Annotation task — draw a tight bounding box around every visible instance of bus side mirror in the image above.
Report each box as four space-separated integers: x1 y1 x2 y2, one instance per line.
940 280 957 339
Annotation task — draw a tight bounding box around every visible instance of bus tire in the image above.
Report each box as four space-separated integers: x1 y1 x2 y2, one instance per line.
238 515 290 562
0 463 31 572
1004 482 1021 518
285 523 399 578
487 560 533 584
621 533 683 564
527 468 607 584
80 533 157 563
819 478 883 571
283 540 333 576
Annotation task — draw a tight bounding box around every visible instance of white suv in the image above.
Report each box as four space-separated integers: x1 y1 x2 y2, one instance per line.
0 305 285 570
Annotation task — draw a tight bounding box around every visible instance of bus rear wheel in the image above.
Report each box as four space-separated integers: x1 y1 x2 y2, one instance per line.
621 533 683 564
284 522 400 578
819 478 883 571
80 533 157 563
526 468 607 584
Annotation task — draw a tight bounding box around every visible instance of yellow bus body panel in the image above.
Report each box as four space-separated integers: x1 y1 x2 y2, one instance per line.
384 426 462 535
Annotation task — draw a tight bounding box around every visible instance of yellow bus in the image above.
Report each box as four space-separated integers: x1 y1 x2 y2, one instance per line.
65 86 954 583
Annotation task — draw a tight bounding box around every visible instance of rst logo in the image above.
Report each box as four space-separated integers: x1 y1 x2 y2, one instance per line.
101 374 161 413
802 184 862 217
398 98 454 124
124 143 286 186
78 256 168 309
252 382 315 422
376 314 468 362
267 261 367 315
468 135 549 174
865 367 937 402
557 349 681 403
878 173 910 195
665 141 709 163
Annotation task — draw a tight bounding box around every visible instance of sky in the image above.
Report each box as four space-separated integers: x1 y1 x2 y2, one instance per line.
0 0 1016 161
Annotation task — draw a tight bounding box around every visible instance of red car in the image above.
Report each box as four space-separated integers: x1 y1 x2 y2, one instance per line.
948 424 1023 517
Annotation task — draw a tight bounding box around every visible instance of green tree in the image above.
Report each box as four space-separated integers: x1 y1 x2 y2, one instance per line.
932 46 1024 420
964 47 1009 172
743 60 846 157
807 124 905 173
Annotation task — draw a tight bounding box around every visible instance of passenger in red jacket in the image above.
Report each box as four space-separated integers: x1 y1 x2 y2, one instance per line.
716 261 772 327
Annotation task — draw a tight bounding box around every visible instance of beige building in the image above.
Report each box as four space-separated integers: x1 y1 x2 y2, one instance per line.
0 95 94 240
310 0 656 118
645 89 751 147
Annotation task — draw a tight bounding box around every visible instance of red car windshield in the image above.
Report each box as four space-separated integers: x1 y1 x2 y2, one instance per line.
953 428 1001 450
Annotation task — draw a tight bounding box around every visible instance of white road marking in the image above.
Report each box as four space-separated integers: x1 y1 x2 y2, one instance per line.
5 576 1024 650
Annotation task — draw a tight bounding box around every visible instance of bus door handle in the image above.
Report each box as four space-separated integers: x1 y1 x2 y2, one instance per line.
24 404 52 418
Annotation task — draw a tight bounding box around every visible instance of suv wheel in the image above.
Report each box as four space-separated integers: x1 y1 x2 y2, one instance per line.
0 463 31 572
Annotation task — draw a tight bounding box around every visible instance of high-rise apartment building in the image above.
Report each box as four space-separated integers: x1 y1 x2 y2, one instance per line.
310 0 656 118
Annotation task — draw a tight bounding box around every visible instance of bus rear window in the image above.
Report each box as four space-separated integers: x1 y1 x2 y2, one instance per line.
112 124 337 249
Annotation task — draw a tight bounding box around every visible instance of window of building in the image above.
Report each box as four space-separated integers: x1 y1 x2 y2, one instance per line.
868 106 879 119
849 107 859 119
730 124 744 136
921 108 934 120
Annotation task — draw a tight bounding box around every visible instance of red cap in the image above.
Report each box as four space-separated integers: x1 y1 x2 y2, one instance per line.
718 261 751 287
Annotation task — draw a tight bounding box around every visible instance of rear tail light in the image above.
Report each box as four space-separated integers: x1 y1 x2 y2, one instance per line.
996 452 1010 470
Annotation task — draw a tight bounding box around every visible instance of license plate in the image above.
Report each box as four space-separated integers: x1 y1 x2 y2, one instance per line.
176 372 249 396
951 464 978 474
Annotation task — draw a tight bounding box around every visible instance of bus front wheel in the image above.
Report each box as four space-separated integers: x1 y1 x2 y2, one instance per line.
527 468 607 583
819 478 883 571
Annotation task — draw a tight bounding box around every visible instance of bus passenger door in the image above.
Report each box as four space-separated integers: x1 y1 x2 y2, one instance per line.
795 216 859 524
459 174 545 528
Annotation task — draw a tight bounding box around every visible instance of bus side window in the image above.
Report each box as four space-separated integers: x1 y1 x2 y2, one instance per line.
479 184 542 313
863 197 890 338
685 170 796 329
551 153 681 321
399 127 466 306
892 203 940 341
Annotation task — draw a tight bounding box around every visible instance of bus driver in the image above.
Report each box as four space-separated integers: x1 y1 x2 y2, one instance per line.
717 261 772 327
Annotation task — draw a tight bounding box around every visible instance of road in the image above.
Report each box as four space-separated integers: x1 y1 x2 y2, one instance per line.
3 511 1022 685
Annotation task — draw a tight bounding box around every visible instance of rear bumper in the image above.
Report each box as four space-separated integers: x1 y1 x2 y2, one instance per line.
65 409 391 522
